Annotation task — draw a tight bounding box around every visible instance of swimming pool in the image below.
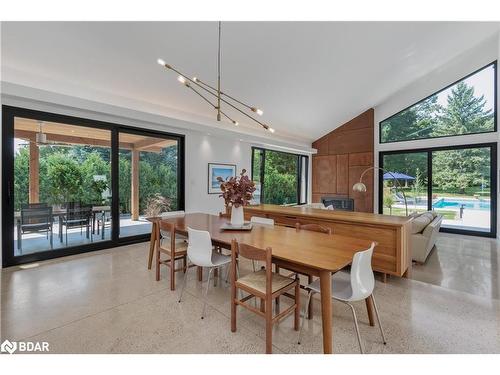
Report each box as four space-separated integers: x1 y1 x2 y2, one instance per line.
432 198 491 211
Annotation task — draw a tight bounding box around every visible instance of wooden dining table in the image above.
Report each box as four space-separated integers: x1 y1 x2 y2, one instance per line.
153 212 375 354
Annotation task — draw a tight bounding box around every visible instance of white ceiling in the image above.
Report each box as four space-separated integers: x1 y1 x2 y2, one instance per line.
2 21 499 142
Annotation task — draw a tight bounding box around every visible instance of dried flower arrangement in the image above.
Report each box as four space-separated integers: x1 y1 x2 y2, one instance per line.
144 194 172 217
217 169 256 208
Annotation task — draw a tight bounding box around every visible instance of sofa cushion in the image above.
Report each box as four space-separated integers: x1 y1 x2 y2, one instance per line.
412 213 431 234
421 212 434 222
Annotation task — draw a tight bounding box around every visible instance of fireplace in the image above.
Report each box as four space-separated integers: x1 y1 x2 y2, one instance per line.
321 197 354 211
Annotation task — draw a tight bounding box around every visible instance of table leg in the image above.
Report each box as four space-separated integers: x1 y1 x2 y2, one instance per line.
148 223 157 270
365 296 375 327
319 270 333 354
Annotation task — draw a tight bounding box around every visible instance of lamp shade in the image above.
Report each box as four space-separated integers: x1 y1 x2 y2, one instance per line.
352 182 367 192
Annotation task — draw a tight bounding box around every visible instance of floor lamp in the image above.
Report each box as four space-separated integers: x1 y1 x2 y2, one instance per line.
352 166 409 216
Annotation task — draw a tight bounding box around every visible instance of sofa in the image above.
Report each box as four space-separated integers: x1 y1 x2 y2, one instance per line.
409 211 443 263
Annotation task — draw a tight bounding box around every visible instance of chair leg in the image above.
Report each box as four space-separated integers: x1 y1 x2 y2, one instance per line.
178 263 190 303
201 267 213 319
156 247 161 281
347 302 364 354
294 282 300 331
170 257 176 291
307 275 313 319
183 256 187 273
224 263 230 284
371 294 387 345
297 290 313 344
274 265 280 313
265 298 273 354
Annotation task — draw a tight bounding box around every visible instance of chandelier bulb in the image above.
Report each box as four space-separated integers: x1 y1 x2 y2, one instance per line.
233 121 239 126
251 107 264 116
157 58 166 66
193 77 199 82
177 75 186 84
268 127 275 133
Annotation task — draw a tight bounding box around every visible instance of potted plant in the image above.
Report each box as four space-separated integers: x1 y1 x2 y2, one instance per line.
218 169 256 225
144 194 171 218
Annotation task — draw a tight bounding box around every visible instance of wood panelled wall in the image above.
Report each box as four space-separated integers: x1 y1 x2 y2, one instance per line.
312 109 374 212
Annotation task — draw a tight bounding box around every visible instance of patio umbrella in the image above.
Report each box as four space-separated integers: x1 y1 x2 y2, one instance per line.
383 172 415 181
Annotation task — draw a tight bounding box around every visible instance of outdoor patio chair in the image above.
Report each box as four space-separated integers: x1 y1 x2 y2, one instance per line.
18 206 54 253
60 203 93 245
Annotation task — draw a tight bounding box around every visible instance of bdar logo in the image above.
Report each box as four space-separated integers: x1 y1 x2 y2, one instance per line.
1 340 17 354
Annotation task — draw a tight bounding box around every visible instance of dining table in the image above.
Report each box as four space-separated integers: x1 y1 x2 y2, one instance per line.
152 212 376 354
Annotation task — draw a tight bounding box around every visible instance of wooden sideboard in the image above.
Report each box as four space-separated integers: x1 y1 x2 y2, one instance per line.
244 204 413 278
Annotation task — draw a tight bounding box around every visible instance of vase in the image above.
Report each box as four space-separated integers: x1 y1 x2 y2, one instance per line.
231 205 244 226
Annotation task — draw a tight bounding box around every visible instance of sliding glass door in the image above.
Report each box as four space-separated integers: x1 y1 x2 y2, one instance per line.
12 117 113 256
380 151 428 216
251 147 308 205
118 130 181 238
380 144 497 237
432 147 492 233
2 106 184 267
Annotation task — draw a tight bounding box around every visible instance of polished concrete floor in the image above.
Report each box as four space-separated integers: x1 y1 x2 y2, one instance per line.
1 238 499 354
411 232 500 300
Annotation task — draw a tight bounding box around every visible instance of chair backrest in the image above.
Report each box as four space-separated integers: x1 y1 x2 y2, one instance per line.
231 240 272 295
349 242 376 301
66 204 92 220
187 227 214 267
250 216 274 226
157 220 177 252
295 222 332 235
21 206 52 225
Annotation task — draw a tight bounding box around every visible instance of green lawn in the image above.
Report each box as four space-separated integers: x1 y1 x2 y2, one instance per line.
383 207 456 219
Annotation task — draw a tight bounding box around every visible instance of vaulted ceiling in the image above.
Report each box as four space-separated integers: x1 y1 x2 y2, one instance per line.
2 21 499 142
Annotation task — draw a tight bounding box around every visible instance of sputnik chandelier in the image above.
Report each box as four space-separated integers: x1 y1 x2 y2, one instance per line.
157 22 274 133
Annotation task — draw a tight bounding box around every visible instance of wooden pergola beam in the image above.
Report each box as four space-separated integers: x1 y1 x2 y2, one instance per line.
29 142 40 203
133 137 167 150
131 149 140 221
14 130 134 150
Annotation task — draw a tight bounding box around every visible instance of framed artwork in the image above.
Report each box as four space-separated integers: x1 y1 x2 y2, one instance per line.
208 163 236 194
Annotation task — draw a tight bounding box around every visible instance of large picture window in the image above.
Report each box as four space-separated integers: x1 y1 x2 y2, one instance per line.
380 62 496 143
251 147 308 206
2 106 185 267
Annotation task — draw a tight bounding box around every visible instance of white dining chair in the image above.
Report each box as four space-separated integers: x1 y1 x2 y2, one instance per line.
178 227 232 319
250 216 274 272
250 216 275 226
297 242 386 353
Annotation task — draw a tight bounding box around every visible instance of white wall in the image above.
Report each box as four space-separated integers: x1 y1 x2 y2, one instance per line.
373 34 500 235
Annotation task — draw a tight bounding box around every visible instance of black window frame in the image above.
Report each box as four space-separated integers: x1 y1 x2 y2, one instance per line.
1 105 185 267
250 146 308 206
379 142 497 238
379 61 497 144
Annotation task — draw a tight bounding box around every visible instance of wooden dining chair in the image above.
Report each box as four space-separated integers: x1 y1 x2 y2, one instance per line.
274 222 333 319
156 220 188 290
230 240 300 354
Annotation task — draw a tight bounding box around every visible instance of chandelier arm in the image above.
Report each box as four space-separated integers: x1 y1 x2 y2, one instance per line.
217 96 269 130
195 78 257 111
187 85 218 109
164 64 221 100
187 85 237 125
